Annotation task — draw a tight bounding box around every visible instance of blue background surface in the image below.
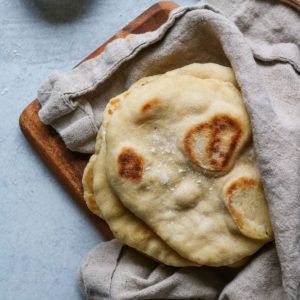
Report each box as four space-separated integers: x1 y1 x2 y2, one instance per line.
0 0 198 299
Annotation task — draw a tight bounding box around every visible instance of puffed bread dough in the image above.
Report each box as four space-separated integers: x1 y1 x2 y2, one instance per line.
83 92 195 267
104 64 273 266
83 63 273 267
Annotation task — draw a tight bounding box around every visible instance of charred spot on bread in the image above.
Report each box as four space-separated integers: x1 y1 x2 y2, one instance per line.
226 177 258 196
184 114 242 173
141 98 160 113
118 148 144 180
110 98 121 107
224 177 273 240
226 178 258 231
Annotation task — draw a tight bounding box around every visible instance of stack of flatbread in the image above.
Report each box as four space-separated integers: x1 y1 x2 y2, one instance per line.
82 63 274 267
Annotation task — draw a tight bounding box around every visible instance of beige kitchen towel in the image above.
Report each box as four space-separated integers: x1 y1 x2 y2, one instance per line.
37 1 300 299
78 239 283 299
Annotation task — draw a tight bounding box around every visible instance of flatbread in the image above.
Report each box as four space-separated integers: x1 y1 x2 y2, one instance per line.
103 64 273 266
83 63 273 267
83 91 195 267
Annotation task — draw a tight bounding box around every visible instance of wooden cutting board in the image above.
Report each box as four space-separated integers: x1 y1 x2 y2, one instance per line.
19 1 179 239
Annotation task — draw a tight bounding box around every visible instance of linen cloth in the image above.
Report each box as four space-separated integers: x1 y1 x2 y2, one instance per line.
78 240 283 299
37 0 300 299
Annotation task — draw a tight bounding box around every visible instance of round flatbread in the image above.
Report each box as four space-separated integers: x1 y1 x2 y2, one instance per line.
84 91 195 267
102 63 273 266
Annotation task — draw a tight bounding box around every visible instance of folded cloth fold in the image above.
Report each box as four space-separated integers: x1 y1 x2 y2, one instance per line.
37 1 300 299
79 239 283 300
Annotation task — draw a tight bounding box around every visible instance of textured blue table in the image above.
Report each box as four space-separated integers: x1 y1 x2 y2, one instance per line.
0 0 198 299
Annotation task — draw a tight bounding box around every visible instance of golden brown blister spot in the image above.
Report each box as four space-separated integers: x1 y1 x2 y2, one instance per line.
82 158 101 217
227 177 257 196
184 114 242 172
108 109 113 115
86 195 101 217
110 98 121 107
225 177 273 241
141 98 160 113
118 148 144 180
226 178 258 233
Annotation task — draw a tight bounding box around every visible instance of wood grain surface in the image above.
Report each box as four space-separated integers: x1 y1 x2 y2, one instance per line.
19 1 178 240
281 0 300 11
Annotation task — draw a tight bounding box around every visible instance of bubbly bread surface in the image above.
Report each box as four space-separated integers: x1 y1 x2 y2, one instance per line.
84 90 196 267
82 63 273 267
